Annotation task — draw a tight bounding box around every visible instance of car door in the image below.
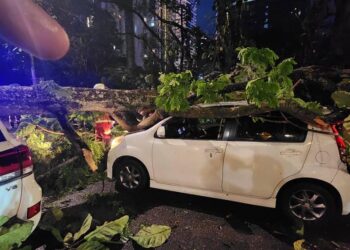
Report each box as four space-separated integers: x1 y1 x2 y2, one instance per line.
223 112 312 198
0 123 22 218
153 117 227 192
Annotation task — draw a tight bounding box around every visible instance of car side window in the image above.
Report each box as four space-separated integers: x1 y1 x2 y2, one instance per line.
163 118 224 140
235 112 307 142
0 131 6 142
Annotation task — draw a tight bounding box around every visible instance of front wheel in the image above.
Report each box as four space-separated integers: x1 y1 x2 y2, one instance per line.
114 159 149 193
279 183 338 226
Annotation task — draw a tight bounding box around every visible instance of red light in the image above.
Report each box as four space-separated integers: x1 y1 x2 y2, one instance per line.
17 145 33 170
0 145 33 182
27 201 41 219
0 163 21 175
331 124 348 163
331 125 346 149
0 147 21 181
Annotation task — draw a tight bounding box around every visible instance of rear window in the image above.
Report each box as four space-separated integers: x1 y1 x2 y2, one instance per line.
235 112 308 142
0 131 6 142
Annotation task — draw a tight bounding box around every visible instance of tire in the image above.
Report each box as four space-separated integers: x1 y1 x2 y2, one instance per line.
114 159 149 193
279 183 338 226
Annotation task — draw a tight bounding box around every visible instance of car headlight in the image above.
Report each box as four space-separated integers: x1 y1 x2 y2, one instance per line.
111 136 125 148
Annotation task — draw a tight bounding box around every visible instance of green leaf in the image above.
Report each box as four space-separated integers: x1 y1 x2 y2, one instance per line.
77 240 108 250
0 227 9 237
0 221 33 250
296 224 304 237
0 216 9 227
332 91 350 108
293 98 322 114
275 58 296 76
293 239 306 250
51 207 64 221
74 214 93 241
50 227 63 243
131 225 171 249
63 232 73 244
156 71 193 112
84 215 129 242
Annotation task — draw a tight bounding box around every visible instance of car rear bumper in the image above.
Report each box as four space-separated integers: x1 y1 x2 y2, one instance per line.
17 173 42 231
332 169 350 215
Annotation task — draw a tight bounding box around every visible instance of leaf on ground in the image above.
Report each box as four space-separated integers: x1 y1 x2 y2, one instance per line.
51 207 64 221
293 239 306 250
74 214 93 241
63 232 73 244
296 224 304 237
77 240 108 250
39 223 63 242
0 216 9 227
50 227 63 242
0 221 33 250
84 215 129 242
131 225 171 248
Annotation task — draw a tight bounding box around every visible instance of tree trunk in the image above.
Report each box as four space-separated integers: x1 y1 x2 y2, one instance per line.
0 80 335 129
0 81 157 116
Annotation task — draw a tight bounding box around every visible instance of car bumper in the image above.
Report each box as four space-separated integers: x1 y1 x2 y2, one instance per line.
17 174 42 231
332 169 350 215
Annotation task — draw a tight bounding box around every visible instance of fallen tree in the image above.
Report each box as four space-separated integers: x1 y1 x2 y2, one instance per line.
1 48 349 170
0 77 345 170
0 79 339 130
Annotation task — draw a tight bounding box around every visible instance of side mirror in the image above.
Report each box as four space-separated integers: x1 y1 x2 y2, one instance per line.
156 126 166 138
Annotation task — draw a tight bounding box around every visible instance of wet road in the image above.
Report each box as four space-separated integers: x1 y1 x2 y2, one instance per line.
27 182 350 249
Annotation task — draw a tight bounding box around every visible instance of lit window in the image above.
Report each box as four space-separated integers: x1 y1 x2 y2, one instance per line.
149 17 155 27
86 16 94 28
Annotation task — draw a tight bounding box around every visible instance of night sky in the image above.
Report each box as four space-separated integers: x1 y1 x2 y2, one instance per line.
197 0 216 36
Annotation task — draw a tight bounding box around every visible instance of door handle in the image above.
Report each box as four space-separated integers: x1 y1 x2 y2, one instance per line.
280 149 302 156
205 148 223 154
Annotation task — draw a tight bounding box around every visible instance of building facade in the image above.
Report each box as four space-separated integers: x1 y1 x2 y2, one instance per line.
100 0 197 70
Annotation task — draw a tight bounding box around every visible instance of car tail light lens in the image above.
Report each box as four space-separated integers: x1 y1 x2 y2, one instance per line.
0 145 33 183
331 124 348 163
27 201 41 219
17 145 33 175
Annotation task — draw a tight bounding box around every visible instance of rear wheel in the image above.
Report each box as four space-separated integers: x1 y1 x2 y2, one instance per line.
114 159 149 193
279 183 338 226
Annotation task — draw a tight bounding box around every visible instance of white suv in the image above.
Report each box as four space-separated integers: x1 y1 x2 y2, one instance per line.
107 111 350 225
0 121 42 230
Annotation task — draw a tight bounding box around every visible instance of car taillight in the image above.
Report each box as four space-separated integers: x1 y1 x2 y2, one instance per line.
27 201 41 219
0 145 33 183
331 124 348 163
17 145 33 175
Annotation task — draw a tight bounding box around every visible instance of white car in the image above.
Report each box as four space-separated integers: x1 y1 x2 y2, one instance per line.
107 110 350 225
0 121 42 230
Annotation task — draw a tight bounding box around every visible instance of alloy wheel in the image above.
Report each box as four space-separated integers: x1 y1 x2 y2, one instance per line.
119 165 141 189
289 189 327 221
